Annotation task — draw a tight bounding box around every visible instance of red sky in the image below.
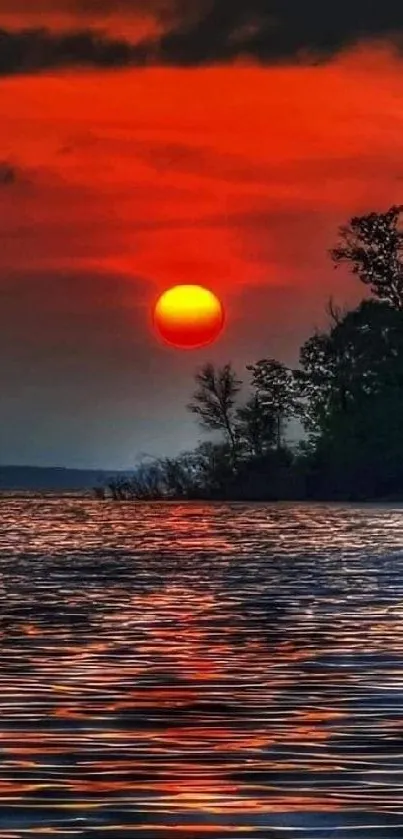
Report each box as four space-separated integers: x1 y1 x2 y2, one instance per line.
1 3 403 466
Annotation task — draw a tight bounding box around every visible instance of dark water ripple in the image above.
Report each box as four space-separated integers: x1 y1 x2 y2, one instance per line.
0 500 402 837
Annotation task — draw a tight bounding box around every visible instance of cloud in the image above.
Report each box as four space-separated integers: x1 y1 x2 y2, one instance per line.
0 1 178 14
148 0 403 65
0 27 148 75
1 1 403 74
0 161 18 185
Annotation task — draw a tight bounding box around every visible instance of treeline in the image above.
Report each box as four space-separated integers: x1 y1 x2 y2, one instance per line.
105 204 403 502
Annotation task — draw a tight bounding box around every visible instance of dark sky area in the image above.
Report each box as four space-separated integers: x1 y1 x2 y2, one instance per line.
0 0 402 467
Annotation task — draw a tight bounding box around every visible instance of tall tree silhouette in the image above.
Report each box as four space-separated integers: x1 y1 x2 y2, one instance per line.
188 362 241 458
331 204 403 310
298 299 403 497
236 393 276 457
247 358 299 449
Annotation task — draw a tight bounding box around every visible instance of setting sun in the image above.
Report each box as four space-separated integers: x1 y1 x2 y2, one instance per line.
153 285 225 350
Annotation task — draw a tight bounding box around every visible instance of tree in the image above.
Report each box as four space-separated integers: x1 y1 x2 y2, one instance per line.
159 454 198 499
299 299 403 433
247 358 300 449
331 204 403 310
107 463 165 500
235 394 276 457
298 299 403 497
188 362 242 457
296 331 336 439
193 440 235 498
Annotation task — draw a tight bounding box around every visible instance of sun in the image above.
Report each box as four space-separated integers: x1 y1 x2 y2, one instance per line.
153 285 225 349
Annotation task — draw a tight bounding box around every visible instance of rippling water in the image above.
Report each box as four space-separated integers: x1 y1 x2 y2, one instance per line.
1 499 403 837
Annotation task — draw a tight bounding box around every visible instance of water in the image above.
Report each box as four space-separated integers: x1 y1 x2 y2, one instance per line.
0 499 403 837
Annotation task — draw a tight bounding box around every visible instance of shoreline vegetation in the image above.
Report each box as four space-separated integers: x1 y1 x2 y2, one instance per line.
101 204 403 503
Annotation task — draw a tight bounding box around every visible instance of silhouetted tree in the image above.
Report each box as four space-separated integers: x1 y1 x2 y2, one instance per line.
235 394 276 457
298 299 403 497
299 300 403 433
297 330 346 439
193 440 235 497
232 445 299 501
158 455 193 498
188 362 242 458
108 476 131 500
331 204 403 310
247 358 300 449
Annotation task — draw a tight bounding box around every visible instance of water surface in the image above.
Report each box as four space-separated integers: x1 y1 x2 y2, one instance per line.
0 499 403 837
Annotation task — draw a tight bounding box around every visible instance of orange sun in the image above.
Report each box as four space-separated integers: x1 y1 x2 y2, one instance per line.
153 285 225 349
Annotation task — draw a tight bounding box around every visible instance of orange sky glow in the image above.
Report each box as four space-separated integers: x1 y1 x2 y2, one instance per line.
2 46 403 294
1 2 403 464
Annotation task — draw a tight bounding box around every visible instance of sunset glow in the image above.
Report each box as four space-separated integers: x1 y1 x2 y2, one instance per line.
1 1 403 466
153 285 225 349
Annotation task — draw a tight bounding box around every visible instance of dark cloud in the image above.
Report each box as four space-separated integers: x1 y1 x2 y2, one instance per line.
0 1 403 74
152 0 403 65
0 0 172 15
0 162 18 185
74 0 184 16
0 0 191 25
0 27 146 75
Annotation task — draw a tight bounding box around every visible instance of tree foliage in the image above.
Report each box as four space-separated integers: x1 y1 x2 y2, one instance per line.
247 358 300 448
298 300 403 440
236 394 276 457
187 362 241 454
331 204 403 310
